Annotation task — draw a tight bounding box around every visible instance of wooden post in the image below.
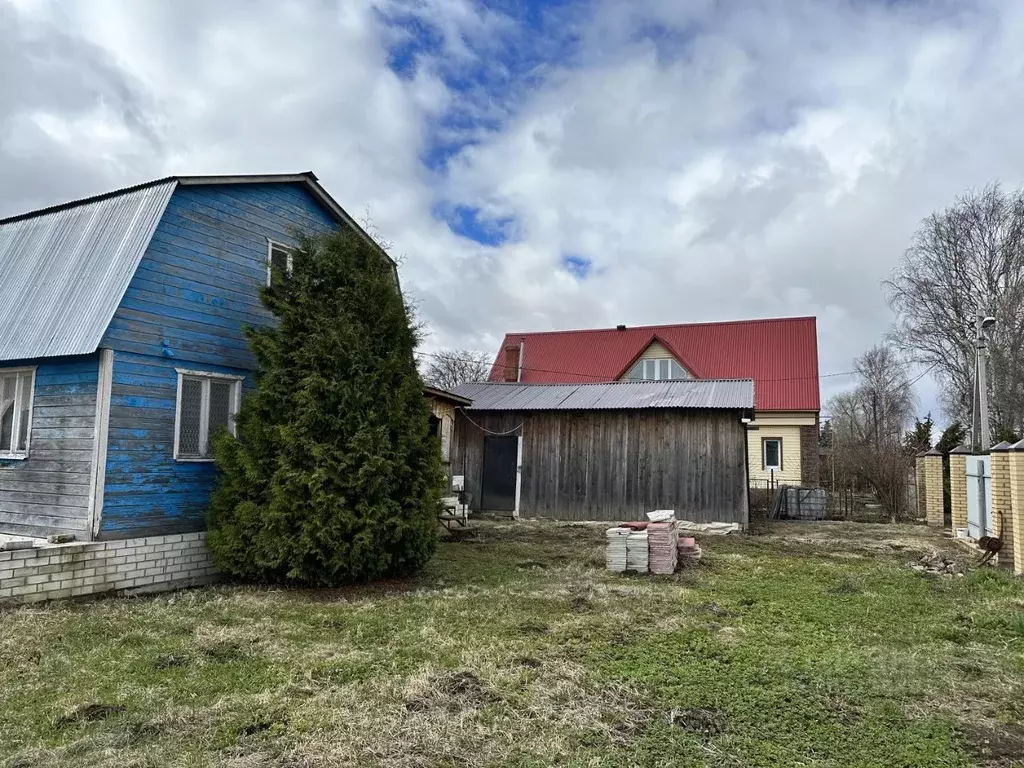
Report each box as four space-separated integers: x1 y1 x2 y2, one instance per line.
949 446 970 535
923 448 944 527
1009 440 1024 575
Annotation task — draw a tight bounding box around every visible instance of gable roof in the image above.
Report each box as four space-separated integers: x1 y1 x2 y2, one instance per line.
0 172 390 362
455 379 755 412
489 316 819 412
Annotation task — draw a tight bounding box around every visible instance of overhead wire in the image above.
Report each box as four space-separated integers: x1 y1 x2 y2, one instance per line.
416 348 858 384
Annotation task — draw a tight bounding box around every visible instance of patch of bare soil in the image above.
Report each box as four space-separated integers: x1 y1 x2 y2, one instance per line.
960 722 1024 767
405 670 500 713
668 708 726 739
757 521 951 557
55 703 125 728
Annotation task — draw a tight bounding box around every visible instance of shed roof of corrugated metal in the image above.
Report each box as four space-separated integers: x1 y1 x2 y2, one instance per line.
0 172 390 362
488 316 819 412
452 379 755 412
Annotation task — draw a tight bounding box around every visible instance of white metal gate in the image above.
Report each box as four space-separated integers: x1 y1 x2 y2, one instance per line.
966 455 993 538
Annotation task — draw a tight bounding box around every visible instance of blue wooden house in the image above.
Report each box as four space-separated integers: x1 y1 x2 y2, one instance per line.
0 172 392 541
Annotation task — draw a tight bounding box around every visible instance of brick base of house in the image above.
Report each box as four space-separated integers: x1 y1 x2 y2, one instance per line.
0 532 217 605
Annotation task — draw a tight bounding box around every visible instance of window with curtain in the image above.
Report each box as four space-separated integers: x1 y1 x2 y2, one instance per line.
175 371 242 460
626 358 689 381
0 368 34 458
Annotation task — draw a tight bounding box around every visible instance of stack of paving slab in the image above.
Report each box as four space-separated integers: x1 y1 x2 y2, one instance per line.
605 527 631 572
678 536 703 563
625 529 649 573
647 521 678 574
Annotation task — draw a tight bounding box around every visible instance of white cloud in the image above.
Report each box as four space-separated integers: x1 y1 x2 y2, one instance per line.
3 0 1024 421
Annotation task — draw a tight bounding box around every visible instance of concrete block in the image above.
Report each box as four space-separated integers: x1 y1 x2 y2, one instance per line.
2 538 36 551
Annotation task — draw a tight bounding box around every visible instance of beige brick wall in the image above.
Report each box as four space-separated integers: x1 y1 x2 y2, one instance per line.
924 454 944 527
991 450 1013 568
915 458 928 519
949 454 968 532
1010 450 1024 575
0 532 217 605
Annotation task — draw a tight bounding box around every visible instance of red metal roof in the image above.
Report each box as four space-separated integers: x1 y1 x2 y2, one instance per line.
489 316 819 412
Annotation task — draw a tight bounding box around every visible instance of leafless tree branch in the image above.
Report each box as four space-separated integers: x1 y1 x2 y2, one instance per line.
422 349 492 391
884 183 1024 440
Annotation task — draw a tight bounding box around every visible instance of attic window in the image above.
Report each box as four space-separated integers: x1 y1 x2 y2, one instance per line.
627 358 689 381
0 368 35 459
267 241 294 285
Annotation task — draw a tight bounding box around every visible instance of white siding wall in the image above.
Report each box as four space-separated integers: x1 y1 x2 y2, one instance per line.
747 425 802 485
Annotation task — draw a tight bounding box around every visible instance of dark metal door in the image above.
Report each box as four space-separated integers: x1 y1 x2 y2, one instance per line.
481 436 518 511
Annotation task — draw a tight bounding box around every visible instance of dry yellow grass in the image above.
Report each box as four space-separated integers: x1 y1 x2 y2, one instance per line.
1 520 1022 767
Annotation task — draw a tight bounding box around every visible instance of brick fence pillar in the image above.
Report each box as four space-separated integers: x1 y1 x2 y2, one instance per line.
915 452 928 520
990 442 1013 568
949 446 970 534
923 448 945 527
1009 440 1024 575
799 423 820 487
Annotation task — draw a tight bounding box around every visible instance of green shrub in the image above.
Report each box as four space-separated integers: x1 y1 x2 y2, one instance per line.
207 229 442 585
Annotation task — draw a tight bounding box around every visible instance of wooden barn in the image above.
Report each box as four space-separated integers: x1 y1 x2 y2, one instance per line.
450 380 754 525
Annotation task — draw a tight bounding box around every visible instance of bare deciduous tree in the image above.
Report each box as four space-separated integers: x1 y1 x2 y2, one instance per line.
827 345 918 522
423 349 492 391
885 184 1024 440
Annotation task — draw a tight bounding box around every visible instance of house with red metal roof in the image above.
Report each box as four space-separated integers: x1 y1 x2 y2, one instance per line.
488 316 821 488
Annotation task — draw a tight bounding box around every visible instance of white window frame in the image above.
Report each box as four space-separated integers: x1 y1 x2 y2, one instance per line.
763 438 782 472
0 366 36 460
629 358 689 381
173 368 244 462
266 239 294 286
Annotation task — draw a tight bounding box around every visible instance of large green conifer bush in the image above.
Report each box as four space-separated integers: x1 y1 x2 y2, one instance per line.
207 229 442 585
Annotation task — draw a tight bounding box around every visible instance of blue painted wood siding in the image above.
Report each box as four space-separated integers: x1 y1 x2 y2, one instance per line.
0 354 98 538
97 183 337 538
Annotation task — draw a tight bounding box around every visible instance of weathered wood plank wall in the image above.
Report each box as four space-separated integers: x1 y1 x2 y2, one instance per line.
452 409 748 524
96 183 337 538
0 354 99 538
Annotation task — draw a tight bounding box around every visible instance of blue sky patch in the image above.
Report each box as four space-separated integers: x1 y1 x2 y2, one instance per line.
562 253 593 278
433 203 515 246
378 0 585 174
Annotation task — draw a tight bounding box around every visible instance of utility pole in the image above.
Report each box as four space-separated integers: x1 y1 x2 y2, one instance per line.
974 311 996 452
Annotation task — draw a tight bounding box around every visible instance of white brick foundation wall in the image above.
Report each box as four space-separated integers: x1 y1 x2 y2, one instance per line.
0 532 218 605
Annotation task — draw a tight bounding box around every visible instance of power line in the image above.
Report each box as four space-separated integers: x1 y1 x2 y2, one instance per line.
416 348 859 384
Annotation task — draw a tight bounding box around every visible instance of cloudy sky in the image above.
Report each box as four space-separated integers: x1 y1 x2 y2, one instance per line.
4 0 1024 421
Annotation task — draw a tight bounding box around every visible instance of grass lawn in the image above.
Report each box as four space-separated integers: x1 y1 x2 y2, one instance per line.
2 521 1024 767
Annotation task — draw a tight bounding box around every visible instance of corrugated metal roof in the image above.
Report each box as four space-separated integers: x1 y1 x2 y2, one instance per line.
0 181 177 361
488 317 819 411
452 380 754 411
0 171 396 362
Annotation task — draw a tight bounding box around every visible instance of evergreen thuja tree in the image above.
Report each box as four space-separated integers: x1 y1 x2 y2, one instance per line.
207 229 443 585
